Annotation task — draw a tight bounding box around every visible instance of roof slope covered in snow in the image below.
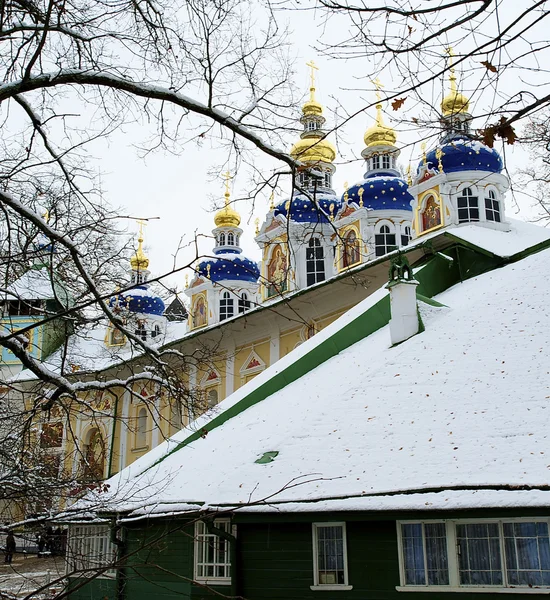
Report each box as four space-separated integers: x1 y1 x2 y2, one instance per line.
87 243 550 518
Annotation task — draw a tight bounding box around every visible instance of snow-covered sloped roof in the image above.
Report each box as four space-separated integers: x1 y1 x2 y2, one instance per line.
84 243 550 519
3 267 63 301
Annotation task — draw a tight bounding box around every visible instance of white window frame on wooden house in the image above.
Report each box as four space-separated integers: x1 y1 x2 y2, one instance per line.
194 519 233 585
397 518 550 593
311 522 352 591
67 524 116 578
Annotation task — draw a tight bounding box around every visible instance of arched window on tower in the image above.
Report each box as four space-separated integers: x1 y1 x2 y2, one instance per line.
485 189 501 222
135 321 147 341
306 238 325 286
218 232 226 246
324 172 331 188
238 292 251 313
219 291 234 321
306 120 317 132
375 225 397 257
343 230 361 268
136 407 148 448
382 155 391 169
371 155 381 170
401 225 412 247
227 232 235 246
457 187 479 223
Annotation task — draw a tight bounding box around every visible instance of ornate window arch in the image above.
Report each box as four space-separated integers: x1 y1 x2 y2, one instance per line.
227 232 235 246
219 291 234 321
401 223 412 247
485 188 501 222
136 407 148 448
238 292 251 313
306 237 325 286
375 223 397 257
457 186 479 223
218 232 226 246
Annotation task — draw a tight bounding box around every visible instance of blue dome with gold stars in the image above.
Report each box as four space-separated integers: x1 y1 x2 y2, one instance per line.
109 285 165 316
422 139 503 175
343 177 413 212
274 193 342 223
197 253 260 283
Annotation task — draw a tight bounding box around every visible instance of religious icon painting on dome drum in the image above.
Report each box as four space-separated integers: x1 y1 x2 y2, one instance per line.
193 295 207 329
342 230 361 268
420 194 442 233
266 245 288 299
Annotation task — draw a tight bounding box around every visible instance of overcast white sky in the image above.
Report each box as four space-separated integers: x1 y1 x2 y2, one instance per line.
88 2 548 297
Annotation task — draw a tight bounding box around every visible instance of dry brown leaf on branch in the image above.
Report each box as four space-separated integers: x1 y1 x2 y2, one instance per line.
480 117 517 148
481 60 498 73
392 97 407 111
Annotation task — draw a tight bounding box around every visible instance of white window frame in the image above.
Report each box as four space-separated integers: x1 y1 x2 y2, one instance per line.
194 519 233 585
311 522 353 591
397 518 550 593
66 525 116 578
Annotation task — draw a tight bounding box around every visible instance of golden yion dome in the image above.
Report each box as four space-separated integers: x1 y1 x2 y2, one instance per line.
214 190 241 228
290 136 336 164
364 102 397 147
441 56 470 116
441 85 470 116
302 87 323 117
130 235 149 270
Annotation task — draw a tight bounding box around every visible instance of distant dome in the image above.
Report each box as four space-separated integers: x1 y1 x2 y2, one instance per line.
109 285 165 316
441 89 470 116
344 177 413 212
421 139 503 175
214 202 241 228
274 193 341 223
197 254 260 283
290 137 336 164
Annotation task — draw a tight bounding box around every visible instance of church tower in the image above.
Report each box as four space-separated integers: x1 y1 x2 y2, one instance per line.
409 49 510 238
186 175 260 330
333 81 413 270
106 223 167 347
256 61 340 298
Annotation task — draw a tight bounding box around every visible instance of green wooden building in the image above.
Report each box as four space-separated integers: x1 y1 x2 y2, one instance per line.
66 221 550 600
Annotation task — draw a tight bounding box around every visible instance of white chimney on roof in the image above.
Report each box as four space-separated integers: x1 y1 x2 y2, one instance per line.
386 255 420 345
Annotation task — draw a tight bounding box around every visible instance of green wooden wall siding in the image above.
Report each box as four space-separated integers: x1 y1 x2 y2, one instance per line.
237 518 550 600
69 512 550 600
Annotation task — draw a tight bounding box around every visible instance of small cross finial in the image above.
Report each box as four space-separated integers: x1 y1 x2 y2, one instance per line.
306 60 319 90
372 78 384 102
223 171 232 203
445 47 457 87
269 191 275 210
255 217 260 235
136 218 147 242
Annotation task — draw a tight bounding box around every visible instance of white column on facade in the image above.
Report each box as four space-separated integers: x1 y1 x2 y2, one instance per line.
151 387 161 449
118 388 131 472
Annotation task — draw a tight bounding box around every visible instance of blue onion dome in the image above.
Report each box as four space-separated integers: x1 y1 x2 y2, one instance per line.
274 193 342 223
197 254 260 283
422 139 503 175
343 177 413 212
109 285 165 316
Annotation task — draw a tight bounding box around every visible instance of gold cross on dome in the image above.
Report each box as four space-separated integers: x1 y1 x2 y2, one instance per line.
372 78 384 101
223 171 232 194
135 218 147 241
306 60 318 89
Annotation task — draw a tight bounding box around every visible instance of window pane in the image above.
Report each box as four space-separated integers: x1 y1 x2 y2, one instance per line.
401 524 426 585
425 523 449 585
457 523 502 586
504 521 550 587
316 525 345 585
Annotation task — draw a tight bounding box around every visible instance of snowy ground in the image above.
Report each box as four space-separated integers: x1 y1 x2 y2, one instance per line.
0 556 64 599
